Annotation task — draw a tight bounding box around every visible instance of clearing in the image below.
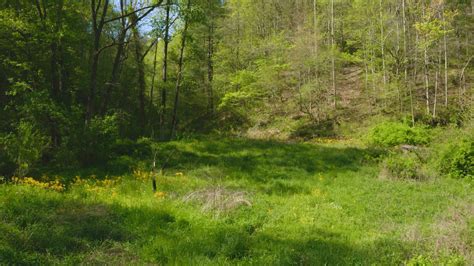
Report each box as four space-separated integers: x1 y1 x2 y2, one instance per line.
0 138 472 264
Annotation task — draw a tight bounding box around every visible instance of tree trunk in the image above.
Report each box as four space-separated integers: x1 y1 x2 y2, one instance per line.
51 0 64 101
379 0 387 91
207 3 214 113
433 49 440 118
170 0 191 139
402 0 414 125
160 0 171 140
442 4 449 107
395 6 402 113
149 40 159 124
330 0 336 110
102 0 127 114
459 56 473 106
423 46 430 115
131 12 146 133
422 0 430 115
87 0 109 121
313 0 318 57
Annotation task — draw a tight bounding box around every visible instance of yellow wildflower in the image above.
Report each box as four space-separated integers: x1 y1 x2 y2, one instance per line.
154 191 166 198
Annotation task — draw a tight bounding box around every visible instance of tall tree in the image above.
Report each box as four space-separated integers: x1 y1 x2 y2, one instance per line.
170 0 191 139
160 0 171 140
87 0 110 121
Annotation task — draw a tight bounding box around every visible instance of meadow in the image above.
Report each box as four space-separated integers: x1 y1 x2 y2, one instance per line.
1 138 472 265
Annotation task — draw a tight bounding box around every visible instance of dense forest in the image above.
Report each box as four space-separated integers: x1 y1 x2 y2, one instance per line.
0 0 473 264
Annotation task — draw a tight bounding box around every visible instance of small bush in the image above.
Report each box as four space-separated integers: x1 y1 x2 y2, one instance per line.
75 115 120 166
1 122 49 177
290 119 336 140
112 137 152 159
367 122 431 147
433 134 473 179
381 153 425 180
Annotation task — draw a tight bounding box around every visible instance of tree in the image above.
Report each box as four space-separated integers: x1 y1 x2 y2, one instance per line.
170 0 191 139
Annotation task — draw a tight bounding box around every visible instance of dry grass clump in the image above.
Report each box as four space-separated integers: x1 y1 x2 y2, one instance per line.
188 166 226 180
402 223 426 244
431 202 474 263
183 187 251 213
402 202 474 264
83 242 140 265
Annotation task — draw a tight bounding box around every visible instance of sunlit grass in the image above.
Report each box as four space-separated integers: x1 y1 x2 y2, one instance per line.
0 138 472 265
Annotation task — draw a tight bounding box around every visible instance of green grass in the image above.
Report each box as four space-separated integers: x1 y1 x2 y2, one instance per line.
1 138 472 265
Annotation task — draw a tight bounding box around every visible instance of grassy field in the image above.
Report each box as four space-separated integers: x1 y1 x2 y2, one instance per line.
0 138 472 265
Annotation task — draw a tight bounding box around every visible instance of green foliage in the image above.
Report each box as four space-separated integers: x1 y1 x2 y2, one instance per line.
1 122 49 177
381 153 424 180
433 133 473 179
406 255 433 266
367 122 431 147
74 115 120 166
290 119 336 139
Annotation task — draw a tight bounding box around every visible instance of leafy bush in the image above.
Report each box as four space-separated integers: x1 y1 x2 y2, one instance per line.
433 134 473 179
405 255 433 266
112 137 152 159
0 134 16 178
381 153 425 180
1 121 49 177
290 119 336 140
367 122 431 147
75 115 120 166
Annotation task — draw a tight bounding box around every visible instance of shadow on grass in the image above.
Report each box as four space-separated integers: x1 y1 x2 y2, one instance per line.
0 188 403 265
0 191 175 264
157 138 377 181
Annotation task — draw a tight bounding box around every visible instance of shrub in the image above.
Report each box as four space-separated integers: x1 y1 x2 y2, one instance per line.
112 137 152 159
433 134 473 179
367 122 431 147
290 119 336 140
381 153 424 180
75 114 120 166
1 121 49 177
0 149 16 179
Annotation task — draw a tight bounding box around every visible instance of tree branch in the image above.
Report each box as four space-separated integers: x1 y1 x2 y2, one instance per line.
141 38 160 61
104 0 164 24
97 39 130 56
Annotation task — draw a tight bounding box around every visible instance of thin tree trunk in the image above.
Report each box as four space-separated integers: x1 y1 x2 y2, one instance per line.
87 0 109 121
313 0 318 57
150 40 159 113
379 0 387 91
414 29 419 86
102 0 127 114
396 6 402 113
442 4 449 107
101 31 126 114
207 2 214 113
159 0 171 140
422 1 430 115
424 46 430 115
459 56 473 106
433 48 440 118
51 0 64 101
330 0 336 110
131 12 147 133
147 39 159 138
402 0 414 125
170 0 191 139
370 45 377 108
363 39 369 93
